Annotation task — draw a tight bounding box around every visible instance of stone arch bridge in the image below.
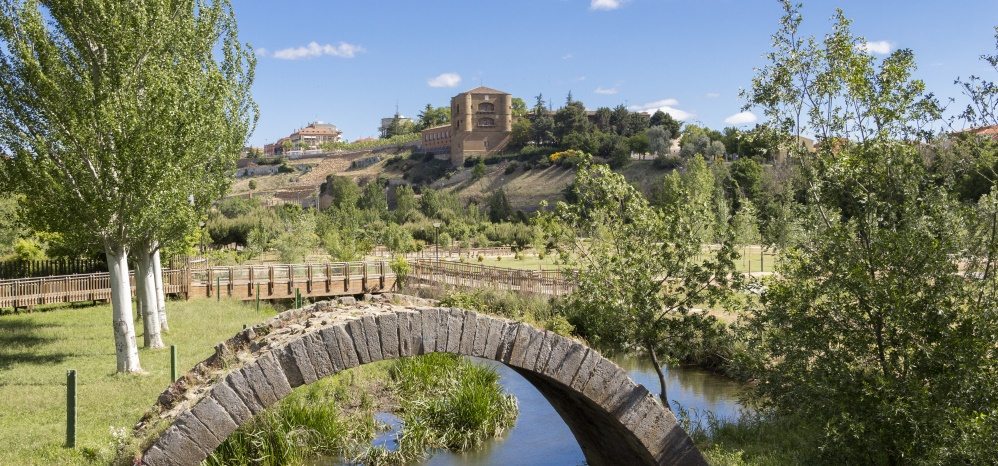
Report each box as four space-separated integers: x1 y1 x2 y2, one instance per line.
132 295 706 465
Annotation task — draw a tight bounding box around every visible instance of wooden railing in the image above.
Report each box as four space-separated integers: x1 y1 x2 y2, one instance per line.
0 258 107 280
370 246 515 260
0 261 394 310
0 269 188 309
410 260 576 296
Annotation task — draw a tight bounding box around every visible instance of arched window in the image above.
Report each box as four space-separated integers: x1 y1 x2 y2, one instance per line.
478 117 495 128
479 102 495 113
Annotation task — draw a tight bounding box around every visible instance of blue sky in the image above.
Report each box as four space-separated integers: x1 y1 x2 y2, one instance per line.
234 0 998 146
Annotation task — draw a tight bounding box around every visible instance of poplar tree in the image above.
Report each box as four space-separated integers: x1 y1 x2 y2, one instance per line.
0 0 256 371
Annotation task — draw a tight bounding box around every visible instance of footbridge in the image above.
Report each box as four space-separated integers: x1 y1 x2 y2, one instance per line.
131 296 706 466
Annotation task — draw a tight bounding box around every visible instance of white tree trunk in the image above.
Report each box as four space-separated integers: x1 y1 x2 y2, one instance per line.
135 258 146 320
152 248 169 332
106 248 143 373
136 248 164 349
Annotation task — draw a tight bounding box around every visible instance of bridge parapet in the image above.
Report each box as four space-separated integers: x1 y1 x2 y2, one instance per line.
132 295 706 466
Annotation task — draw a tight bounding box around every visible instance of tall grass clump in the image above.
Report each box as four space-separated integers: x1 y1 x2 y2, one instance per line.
363 354 518 464
206 378 377 466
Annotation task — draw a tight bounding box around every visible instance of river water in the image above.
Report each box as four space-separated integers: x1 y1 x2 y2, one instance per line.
421 356 745 466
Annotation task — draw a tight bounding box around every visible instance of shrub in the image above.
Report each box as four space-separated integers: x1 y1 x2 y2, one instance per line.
653 154 683 169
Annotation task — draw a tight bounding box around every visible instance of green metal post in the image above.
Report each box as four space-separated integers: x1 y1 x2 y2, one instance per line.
66 369 76 448
216 276 220 302
170 345 178 383
256 283 261 312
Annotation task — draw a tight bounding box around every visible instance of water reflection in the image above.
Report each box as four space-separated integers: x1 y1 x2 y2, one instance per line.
425 356 745 465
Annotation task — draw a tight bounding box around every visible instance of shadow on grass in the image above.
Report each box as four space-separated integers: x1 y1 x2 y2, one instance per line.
0 319 69 371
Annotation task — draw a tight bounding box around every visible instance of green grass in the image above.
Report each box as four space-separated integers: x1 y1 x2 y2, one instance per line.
207 362 390 466
0 298 277 465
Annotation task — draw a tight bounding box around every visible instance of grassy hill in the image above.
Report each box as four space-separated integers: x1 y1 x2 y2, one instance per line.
230 149 670 212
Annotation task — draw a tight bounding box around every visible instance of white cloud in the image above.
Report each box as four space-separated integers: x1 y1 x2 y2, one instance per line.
594 86 618 95
590 0 622 10
724 111 758 125
562 53 574 60
427 72 462 88
705 92 721 98
255 48 268 57
271 41 364 60
628 98 694 121
857 40 892 55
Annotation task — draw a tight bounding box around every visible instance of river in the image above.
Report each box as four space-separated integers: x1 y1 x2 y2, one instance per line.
417 356 745 465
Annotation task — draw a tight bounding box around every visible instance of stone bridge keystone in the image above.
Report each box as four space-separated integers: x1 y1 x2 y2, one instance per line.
132 296 707 466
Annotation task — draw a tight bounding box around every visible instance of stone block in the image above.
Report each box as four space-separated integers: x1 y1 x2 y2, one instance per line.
396 311 415 357
318 325 345 371
517 328 547 370
275 343 305 388
189 396 238 447
377 313 400 359
256 352 292 399
471 315 490 358
155 424 207 466
224 370 264 414
459 311 478 356
550 343 587 387
290 338 319 384
419 307 440 354
362 315 383 362
498 322 524 363
537 335 570 376
337 296 356 305
570 348 600 393
483 318 508 360
172 411 217 455
445 309 465 354
209 381 253 425
241 363 278 408
304 333 335 380
141 445 170 466
331 323 360 368
530 331 557 373
346 318 371 364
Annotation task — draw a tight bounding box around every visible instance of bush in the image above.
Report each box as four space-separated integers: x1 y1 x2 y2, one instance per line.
503 162 519 175
653 154 683 169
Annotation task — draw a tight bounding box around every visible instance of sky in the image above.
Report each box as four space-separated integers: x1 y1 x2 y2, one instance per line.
233 0 998 146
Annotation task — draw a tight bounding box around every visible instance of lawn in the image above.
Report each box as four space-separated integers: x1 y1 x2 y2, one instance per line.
0 299 277 465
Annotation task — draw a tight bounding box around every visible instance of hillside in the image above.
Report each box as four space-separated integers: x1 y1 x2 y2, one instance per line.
228 150 669 212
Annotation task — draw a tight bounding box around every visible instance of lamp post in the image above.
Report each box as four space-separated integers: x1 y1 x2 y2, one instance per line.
432 222 441 266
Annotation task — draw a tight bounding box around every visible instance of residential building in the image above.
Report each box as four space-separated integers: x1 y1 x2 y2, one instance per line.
379 114 413 138
420 124 452 156
265 122 342 156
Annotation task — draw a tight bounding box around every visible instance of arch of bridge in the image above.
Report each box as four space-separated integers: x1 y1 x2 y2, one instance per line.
134 296 706 466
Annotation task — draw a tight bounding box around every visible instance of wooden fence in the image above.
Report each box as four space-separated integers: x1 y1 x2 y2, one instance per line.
0 261 394 310
0 258 107 280
409 260 576 296
370 246 515 260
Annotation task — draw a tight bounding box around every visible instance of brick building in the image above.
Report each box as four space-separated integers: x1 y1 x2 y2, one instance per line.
419 86 513 166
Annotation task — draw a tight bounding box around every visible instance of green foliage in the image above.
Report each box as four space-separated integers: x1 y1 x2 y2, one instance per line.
390 255 411 288
485 189 513 223
0 0 257 256
742 3 995 463
472 158 486 181
382 223 417 254
273 211 320 263
393 185 419 224
365 354 517 463
547 162 740 402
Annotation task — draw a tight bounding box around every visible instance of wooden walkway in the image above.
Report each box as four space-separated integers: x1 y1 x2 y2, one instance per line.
0 261 395 310
410 260 577 296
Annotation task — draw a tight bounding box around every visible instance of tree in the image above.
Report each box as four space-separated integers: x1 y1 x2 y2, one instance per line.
393 185 418 224
322 176 361 210
593 107 613 132
549 162 738 405
486 189 513 223
417 104 450 130
554 100 591 144
650 111 681 137
742 3 995 462
358 179 388 215
509 118 533 150
472 158 486 181
511 97 527 118
646 126 672 156
0 0 256 371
